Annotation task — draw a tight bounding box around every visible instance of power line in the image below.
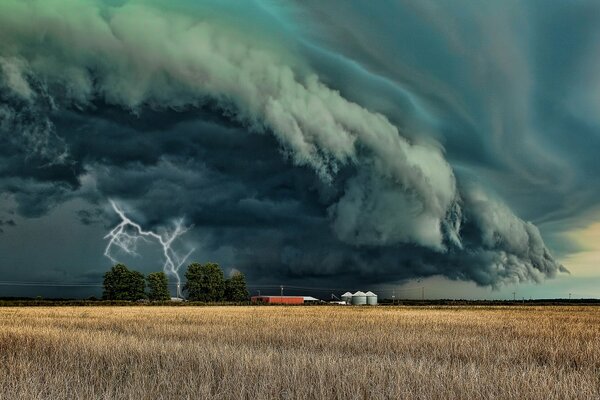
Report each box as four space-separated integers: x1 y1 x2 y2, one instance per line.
0 281 102 287
0 282 423 297
247 284 425 292
0 280 421 293
0 280 596 299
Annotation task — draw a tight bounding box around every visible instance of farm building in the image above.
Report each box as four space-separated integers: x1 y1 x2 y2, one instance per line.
251 296 320 304
342 291 378 305
341 292 353 304
365 291 378 305
351 291 367 305
303 296 320 303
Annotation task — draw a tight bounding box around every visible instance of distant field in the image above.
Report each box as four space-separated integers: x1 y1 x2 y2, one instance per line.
0 306 598 399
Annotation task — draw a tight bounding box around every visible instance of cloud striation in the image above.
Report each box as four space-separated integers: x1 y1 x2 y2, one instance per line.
0 0 568 287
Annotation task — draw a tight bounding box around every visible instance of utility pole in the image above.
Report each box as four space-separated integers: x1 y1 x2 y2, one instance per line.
512 292 516 301
421 286 424 301
392 288 396 305
569 293 571 300
280 285 284 296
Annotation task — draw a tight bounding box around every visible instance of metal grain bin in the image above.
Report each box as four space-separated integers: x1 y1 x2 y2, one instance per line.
341 292 353 304
351 291 367 305
365 291 378 305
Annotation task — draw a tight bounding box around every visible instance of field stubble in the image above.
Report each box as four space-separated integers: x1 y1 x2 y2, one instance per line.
0 305 598 399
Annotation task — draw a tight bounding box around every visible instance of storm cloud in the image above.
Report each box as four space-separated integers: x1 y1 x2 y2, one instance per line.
1 0 587 290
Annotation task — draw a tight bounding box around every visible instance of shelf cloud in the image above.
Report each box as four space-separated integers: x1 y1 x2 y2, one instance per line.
2 0 589 289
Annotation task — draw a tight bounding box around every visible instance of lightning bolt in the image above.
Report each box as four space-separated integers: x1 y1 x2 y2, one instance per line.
103 200 194 297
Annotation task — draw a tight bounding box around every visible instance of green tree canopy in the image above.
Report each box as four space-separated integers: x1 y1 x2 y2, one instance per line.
225 271 249 302
102 264 146 301
147 271 171 301
183 262 225 302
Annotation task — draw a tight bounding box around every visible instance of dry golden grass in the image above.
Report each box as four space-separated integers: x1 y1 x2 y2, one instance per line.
0 306 598 399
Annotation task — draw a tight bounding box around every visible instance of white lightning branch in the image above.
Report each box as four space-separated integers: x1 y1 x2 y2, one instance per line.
103 200 194 293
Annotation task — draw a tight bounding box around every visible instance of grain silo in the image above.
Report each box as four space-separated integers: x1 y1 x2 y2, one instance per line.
365 291 378 305
341 292 353 304
351 291 367 305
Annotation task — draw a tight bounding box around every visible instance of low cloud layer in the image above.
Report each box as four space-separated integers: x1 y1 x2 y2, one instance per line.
0 0 579 288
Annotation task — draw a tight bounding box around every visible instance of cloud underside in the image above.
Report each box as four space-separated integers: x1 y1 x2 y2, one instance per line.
0 0 567 286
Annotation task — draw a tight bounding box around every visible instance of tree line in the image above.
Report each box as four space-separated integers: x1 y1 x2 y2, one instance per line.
102 263 249 302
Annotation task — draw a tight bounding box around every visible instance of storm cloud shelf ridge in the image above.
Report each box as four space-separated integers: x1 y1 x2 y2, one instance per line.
5 0 599 297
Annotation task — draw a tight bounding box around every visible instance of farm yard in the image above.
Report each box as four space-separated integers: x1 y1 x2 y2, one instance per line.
0 306 598 399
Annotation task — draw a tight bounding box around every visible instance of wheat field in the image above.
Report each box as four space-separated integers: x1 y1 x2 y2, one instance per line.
0 306 598 399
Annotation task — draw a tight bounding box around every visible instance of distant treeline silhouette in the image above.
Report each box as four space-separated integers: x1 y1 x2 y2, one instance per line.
102 263 249 302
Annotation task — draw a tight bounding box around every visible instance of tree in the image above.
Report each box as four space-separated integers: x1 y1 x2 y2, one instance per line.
102 264 146 301
184 262 225 302
147 271 170 301
225 271 249 302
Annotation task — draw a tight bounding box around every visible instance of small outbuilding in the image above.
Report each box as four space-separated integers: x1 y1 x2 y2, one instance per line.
303 296 321 303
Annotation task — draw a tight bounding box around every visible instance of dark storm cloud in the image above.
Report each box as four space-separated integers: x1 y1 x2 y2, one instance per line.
76 208 104 226
1 0 586 288
290 0 600 231
0 219 16 234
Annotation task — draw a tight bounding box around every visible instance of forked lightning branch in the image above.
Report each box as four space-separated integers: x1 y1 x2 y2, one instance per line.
103 200 193 297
